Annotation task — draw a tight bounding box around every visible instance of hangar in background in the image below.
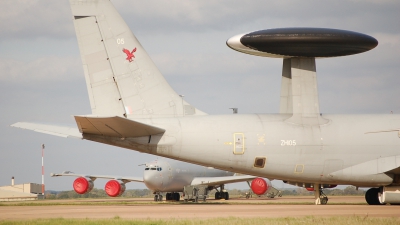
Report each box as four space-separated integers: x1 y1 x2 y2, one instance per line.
0 177 44 201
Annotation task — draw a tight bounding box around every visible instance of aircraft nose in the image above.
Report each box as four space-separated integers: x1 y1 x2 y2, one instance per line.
143 170 163 191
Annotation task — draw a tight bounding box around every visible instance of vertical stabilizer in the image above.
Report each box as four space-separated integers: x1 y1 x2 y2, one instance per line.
69 0 206 118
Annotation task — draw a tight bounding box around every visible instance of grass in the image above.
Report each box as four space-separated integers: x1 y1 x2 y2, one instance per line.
0 216 399 225
0 201 367 206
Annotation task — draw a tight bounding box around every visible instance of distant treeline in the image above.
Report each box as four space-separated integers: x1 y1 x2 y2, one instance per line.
45 186 365 199
45 189 152 199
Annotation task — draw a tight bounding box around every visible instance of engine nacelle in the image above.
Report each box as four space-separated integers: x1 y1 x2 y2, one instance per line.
250 178 271 195
306 184 338 192
105 180 126 197
73 177 94 194
379 186 400 204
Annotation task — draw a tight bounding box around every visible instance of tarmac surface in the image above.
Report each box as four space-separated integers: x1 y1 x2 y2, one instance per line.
1 196 400 220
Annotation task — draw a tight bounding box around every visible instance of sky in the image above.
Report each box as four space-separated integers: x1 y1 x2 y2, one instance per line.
0 0 399 192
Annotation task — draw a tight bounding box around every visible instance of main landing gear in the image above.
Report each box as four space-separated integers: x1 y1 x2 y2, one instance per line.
365 188 384 205
214 185 229 200
166 192 180 201
314 184 328 205
154 192 181 202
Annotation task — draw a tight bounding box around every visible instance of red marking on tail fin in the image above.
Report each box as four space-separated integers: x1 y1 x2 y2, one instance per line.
122 47 137 62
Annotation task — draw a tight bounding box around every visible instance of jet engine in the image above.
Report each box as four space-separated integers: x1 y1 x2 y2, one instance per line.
105 180 126 197
306 184 337 191
73 177 94 194
251 178 271 195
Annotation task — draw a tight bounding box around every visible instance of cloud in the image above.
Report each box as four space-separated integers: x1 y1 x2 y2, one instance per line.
0 0 73 39
1 0 398 40
116 0 400 35
0 56 81 83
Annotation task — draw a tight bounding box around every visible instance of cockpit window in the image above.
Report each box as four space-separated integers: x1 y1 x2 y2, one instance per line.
145 168 149 170
151 168 156 170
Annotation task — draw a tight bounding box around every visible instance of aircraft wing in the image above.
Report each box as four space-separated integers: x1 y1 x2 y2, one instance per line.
191 175 256 186
50 172 143 183
11 122 82 138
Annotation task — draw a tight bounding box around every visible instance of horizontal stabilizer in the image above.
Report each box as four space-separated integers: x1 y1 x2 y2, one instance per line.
51 172 143 183
74 116 165 138
11 122 82 138
191 175 256 186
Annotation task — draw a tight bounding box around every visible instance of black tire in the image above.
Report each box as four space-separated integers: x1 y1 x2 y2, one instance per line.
154 195 158 202
215 192 221 200
174 193 180 201
224 192 229 200
365 188 383 205
321 197 328 205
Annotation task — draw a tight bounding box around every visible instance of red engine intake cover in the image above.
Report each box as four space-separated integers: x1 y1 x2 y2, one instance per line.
306 187 314 191
105 180 126 197
251 178 269 195
73 177 92 194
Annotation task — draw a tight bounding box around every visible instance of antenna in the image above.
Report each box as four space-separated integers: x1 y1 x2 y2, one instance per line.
230 108 238 114
41 144 45 196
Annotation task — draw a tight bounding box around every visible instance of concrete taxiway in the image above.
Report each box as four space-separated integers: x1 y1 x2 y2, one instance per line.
1 196 399 220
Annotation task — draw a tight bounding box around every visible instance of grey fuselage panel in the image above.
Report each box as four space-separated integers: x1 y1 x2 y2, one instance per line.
82 114 400 187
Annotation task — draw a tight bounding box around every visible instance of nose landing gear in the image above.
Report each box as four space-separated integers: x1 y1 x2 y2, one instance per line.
154 192 163 202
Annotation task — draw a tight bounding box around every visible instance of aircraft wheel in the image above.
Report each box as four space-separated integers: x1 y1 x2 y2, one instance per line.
157 194 163 202
320 196 328 205
154 195 158 202
174 193 180 201
215 192 221 200
365 188 383 205
166 193 170 200
224 192 229 200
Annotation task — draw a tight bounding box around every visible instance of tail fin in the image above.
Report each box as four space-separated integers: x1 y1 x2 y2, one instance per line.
69 0 206 118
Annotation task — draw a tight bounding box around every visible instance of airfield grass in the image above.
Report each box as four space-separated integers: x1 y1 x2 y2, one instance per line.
0 201 367 206
0 216 399 225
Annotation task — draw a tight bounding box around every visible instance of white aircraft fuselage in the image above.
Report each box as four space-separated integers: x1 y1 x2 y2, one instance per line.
143 159 233 192
85 114 398 188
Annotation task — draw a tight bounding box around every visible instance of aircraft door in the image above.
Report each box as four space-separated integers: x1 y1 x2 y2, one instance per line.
233 133 245 155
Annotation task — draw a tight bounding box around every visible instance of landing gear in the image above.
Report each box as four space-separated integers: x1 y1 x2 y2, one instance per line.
154 193 163 202
314 184 328 205
166 192 180 201
365 188 384 205
214 185 229 200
